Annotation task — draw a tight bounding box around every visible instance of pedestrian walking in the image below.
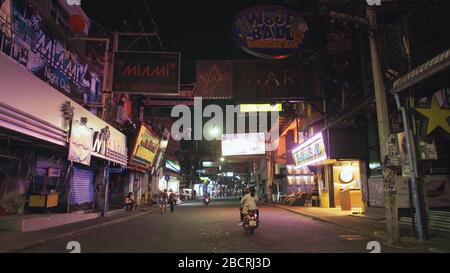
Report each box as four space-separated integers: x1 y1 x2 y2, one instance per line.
168 190 176 213
159 189 168 214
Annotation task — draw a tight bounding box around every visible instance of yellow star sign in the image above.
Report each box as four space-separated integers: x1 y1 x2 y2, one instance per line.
415 95 450 135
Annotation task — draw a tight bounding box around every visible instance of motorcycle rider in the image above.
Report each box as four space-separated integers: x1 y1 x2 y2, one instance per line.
239 187 250 223
239 186 259 225
203 192 211 204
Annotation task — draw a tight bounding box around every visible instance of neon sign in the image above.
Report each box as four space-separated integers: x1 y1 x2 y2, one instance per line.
292 133 327 168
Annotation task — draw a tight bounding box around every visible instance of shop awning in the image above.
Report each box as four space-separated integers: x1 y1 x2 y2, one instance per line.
390 48 450 94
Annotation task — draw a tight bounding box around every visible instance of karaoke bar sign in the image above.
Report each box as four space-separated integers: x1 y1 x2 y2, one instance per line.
112 51 180 94
232 5 309 59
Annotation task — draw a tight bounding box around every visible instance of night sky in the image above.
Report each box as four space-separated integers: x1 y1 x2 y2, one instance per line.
82 0 313 83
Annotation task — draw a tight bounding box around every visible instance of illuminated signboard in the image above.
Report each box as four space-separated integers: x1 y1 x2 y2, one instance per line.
3 1 102 103
159 139 169 150
222 133 266 156
203 161 219 167
292 133 327 169
112 52 180 94
165 160 180 173
232 5 309 59
130 125 160 168
240 104 282 112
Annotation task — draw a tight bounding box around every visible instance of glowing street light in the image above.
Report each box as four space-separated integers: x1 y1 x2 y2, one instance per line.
209 124 221 138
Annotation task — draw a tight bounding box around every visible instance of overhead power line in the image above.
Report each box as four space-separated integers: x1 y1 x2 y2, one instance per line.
142 0 164 51
127 0 153 51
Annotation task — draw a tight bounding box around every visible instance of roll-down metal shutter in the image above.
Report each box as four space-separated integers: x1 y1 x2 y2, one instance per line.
70 167 95 205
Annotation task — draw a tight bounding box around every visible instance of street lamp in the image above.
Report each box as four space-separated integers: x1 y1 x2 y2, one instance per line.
220 157 225 162
208 124 221 139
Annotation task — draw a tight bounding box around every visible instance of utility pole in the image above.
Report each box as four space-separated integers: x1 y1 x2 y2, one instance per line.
366 6 399 245
323 5 400 244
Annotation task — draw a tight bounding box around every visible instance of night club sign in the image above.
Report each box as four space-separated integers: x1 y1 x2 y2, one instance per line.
194 59 318 100
232 5 309 59
196 61 233 98
0 0 102 103
233 60 316 100
112 51 180 94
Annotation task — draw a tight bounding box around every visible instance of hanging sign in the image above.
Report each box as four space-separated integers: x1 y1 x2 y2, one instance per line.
232 5 309 59
112 51 180 94
130 124 161 168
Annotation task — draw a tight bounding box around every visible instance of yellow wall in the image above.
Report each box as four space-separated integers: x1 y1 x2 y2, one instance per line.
333 162 362 208
321 191 330 208
319 166 331 208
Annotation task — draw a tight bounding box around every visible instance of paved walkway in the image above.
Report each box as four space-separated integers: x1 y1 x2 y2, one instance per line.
274 204 450 253
0 208 155 253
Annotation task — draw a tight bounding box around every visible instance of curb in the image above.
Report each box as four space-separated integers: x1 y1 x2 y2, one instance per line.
429 248 449 253
274 205 450 252
5 209 155 253
273 205 389 243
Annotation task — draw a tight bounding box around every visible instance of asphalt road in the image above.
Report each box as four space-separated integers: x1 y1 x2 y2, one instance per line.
24 198 410 253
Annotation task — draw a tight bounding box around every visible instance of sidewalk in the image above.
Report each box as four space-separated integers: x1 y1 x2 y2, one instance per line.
274 204 450 253
0 208 155 253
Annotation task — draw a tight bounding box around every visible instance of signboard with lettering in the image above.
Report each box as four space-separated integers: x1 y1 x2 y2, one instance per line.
130 124 160 169
232 5 310 59
92 127 110 157
68 120 94 166
222 133 266 156
165 160 180 173
196 61 233 98
112 51 180 94
233 60 317 100
0 0 102 104
292 133 327 168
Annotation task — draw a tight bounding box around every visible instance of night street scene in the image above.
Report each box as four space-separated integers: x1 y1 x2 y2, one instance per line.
1 0 450 261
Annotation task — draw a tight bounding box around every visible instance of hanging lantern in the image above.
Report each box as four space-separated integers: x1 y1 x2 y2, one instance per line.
69 14 85 33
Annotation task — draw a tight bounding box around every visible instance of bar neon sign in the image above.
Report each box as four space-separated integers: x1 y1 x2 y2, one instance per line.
291 133 327 169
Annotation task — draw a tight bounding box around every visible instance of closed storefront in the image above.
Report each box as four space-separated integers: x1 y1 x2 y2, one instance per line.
70 166 95 207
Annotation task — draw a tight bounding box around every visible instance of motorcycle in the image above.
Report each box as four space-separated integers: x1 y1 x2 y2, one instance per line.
243 209 259 235
204 196 211 206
